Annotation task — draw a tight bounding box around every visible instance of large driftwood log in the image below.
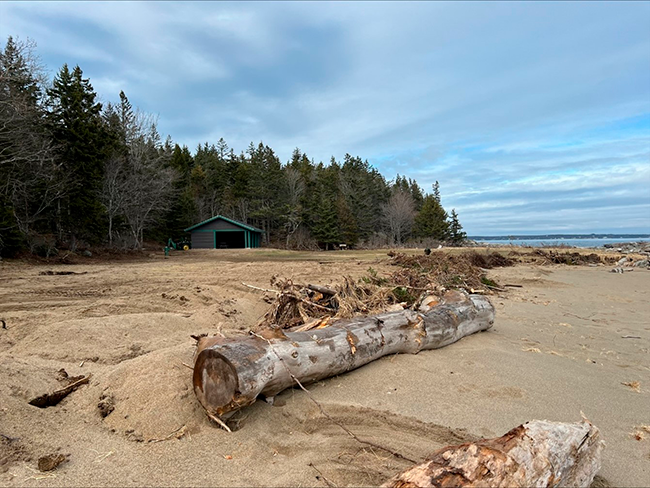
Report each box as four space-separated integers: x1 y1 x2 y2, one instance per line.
193 290 494 418
383 419 604 488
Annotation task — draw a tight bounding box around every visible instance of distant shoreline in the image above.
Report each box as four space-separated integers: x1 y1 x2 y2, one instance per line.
469 234 650 240
469 236 649 249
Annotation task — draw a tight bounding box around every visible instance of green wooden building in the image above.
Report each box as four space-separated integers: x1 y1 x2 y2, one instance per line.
184 216 264 249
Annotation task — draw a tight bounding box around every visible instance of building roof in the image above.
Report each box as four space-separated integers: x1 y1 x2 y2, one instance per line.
184 215 265 233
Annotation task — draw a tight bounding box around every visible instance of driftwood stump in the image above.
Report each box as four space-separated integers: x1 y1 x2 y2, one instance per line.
383 419 604 488
193 290 495 418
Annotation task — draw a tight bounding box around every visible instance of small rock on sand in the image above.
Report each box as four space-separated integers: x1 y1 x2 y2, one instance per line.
38 453 67 472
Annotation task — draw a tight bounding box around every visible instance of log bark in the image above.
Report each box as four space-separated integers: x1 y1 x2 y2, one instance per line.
382 419 604 488
193 290 494 418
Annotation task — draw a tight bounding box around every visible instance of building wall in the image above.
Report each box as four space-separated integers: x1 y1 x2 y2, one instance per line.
191 231 214 249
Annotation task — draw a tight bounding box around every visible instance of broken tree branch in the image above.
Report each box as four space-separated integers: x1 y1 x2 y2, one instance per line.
307 284 337 296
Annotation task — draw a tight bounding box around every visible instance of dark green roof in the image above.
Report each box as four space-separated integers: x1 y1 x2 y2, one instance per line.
184 215 264 233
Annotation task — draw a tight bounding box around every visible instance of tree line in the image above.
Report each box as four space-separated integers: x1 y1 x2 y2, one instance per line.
0 36 466 257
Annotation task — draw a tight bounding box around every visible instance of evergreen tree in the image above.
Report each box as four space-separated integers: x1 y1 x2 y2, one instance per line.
47 64 107 247
413 193 450 241
409 179 424 211
337 196 358 246
432 180 441 203
448 209 467 244
313 196 340 249
164 144 195 237
339 154 389 241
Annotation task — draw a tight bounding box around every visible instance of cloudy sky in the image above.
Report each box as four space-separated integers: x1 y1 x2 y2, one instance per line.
2 1 649 235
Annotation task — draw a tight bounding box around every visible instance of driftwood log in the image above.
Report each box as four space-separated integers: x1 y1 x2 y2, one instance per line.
383 419 604 488
193 290 494 418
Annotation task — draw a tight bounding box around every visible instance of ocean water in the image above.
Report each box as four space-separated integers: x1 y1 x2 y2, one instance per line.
474 238 649 248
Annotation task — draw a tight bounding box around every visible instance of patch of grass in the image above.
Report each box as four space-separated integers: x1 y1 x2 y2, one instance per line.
480 276 499 288
361 267 389 286
392 286 416 305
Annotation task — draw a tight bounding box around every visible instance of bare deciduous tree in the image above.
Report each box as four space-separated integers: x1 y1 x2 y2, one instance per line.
382 190 416 245
0 36 66 251
100 100 174 248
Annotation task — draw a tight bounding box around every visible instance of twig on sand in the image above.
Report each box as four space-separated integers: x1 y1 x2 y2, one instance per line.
148 425 187 443
242 282 278 294
180 362 194 370
504 283 523 288
24 466 57 481
207 412 232 433
90 449 114 463
309 462 338 488
24 474 57 482
621 335 641 339
250 331 417 464
1 433 18 442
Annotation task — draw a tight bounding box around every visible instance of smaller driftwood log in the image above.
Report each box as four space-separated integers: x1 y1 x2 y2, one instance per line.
383 419 604 488
193 290 494 418
29 374 91 408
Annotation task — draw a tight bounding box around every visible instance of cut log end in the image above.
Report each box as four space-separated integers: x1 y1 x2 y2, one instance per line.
193 349 240 416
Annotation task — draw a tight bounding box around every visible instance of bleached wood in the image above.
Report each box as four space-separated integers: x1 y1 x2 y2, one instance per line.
382 419 604 488
193 290 494 418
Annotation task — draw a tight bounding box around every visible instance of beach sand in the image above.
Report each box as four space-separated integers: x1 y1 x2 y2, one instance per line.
1 249 648 486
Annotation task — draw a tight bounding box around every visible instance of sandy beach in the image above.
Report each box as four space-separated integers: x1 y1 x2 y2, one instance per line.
1 248 648 487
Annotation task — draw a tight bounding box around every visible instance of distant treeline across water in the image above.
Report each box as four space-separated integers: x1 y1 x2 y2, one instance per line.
470 235 650 248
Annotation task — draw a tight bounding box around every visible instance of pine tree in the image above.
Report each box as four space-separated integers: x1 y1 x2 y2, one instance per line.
47 64 107 247
337 196 359 246
163 144 195 237
448 209 467 244
409 179 424 211
413 194 450 241
432 181 441 203
313 196 340 249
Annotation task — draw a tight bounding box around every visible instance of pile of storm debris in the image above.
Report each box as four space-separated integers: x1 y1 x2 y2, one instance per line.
251 251 514 332
511 249 618 266
611 255 649 273
603 241 650 254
